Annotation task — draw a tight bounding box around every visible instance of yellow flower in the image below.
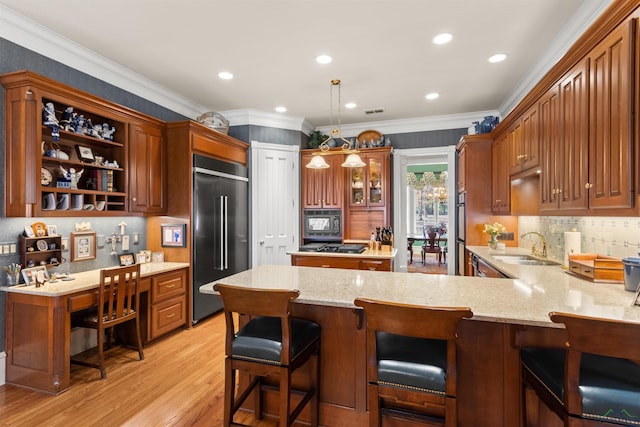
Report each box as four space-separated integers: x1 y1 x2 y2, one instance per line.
483 222 506 236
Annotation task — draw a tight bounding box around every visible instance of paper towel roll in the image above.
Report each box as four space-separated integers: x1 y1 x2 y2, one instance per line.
564 231 581 268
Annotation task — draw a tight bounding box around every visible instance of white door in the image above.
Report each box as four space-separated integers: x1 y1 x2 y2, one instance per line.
251 141 299 267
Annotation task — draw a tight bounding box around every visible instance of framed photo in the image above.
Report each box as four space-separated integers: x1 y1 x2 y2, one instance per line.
21 266 50 286
161 224 186 247
119 252 135 266
70 231 97 262
135 253 146 264
23 226 35 238
151 251 165 263
47 224 58 236
75 144 95 163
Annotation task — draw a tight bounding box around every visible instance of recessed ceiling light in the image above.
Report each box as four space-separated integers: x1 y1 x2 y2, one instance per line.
275 106 287 113
218 71 234 80
316 54 332 64
345 102 357 109
425 93 439 100
488 53 507 63
433 33 453 45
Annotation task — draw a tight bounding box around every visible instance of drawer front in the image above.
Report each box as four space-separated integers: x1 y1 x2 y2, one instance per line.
151 270 186 304
292 255 361 270
359 259 391 271
150 296 187 339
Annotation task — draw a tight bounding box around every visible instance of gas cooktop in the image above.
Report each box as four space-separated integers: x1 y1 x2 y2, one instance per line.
299 243 367 254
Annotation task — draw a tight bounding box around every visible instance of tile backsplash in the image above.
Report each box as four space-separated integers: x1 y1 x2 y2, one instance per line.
518 216 640 261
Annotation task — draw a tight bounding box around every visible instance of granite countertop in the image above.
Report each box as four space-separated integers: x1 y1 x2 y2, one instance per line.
287 248 398 259
0 262 189 296
200 261 640 327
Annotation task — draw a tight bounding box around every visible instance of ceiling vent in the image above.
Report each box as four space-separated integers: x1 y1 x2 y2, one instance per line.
364 108 384 115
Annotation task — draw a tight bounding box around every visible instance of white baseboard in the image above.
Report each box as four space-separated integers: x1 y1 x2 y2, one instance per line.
0 351 6 385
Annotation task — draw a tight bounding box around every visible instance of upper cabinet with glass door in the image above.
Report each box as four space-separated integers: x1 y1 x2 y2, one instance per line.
348 148 390 208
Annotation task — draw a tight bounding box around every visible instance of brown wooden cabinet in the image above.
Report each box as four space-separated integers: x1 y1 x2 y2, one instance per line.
149 268 187 340
19 235 62 270
290 253 394 271
587 19 635 210
492 132 510 214
0 70 166 217
457 143 467 192
509 104 540 175
539 84 561 211
344 147 392 240
301 152 344 209
129 122 166 214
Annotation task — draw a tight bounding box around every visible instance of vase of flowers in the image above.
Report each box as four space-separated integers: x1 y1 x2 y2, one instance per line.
483 222 506 249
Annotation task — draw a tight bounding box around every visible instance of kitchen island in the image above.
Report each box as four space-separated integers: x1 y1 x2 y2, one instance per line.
201 263 639 427
289 247 398 271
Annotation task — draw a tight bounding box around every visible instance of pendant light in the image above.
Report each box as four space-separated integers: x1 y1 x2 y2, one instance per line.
306 79 365 169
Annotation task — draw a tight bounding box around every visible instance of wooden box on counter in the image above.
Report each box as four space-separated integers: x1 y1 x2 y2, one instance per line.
568 253 623 283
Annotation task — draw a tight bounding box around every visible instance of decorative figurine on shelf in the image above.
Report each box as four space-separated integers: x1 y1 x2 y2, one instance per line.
101 123 116 141
59 106 74 131
85 118 94 136
42 102 58 126
59 165 84 190
42 102 60 142
91 123 103 138
73 114 85 134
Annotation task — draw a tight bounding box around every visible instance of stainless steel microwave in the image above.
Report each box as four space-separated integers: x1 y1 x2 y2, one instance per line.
303 209 342 239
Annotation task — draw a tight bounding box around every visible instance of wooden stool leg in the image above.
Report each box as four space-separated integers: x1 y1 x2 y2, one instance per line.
279 367 291 427
254 375 262 419
368 382 381 427
223 359 234 427
97 327 106 379
310 350 320 427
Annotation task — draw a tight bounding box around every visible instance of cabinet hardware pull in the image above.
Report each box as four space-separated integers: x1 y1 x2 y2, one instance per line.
165 284 175 288
165 313 175 318
584 183 592 189
132 197 137 202
321 264 330 268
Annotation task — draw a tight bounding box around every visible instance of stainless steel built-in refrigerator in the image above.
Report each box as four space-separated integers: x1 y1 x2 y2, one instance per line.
192 154 249 324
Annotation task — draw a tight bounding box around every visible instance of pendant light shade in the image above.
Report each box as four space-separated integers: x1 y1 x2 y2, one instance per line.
306 154 330 169
341 153 366 168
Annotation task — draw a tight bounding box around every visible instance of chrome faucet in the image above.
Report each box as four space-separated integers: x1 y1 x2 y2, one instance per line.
521 231 547 258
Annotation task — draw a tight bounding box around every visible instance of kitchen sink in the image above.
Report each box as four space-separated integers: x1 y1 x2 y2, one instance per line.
491 255 559 266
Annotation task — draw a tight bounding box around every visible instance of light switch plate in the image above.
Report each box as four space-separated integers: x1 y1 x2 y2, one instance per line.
61 238 69 251
122 235 130 251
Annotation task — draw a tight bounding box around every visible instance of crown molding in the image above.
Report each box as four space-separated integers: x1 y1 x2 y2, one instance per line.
0 4 207 119
221 109 315 134
499 0 614 117
315 110 500 137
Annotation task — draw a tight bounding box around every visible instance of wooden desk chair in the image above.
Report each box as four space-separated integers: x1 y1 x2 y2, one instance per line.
214 283 321 427
71 264 144 379
354 297 473 427
421 225 442 265
521 312 640 427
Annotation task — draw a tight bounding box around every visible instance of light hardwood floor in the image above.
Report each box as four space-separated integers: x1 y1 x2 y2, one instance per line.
0 313 281 427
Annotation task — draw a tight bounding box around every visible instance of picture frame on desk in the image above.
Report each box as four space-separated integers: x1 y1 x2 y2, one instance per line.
21 266 49 286
119 252 135 266
70 231 96 262
161 224 186 247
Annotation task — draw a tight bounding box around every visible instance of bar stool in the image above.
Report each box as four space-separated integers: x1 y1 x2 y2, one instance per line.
354 297 473 427
521 312 640 426
214 283 321 427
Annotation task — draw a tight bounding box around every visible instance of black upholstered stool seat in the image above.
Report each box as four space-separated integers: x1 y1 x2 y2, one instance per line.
233 316 321 365
522 348 640 426
520 312 640 427
376 332 447 395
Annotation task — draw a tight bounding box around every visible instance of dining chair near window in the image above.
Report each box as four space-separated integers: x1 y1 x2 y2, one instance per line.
422 225 443 265
70 264 144 379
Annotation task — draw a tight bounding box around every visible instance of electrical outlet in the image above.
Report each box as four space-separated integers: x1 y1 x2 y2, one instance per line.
133 232 139 244
61 238 69 251
122 235 130 251
97 234 105 248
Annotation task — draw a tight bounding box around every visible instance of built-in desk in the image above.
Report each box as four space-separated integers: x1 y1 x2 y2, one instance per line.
1 262 189 394
201 264 640 427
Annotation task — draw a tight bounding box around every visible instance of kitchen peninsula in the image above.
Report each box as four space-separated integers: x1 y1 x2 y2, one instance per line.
1 262 189 394
200 263 640 427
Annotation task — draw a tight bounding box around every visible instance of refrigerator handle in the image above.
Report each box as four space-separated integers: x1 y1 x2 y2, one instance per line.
224 195 229 270
219 195 224 270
